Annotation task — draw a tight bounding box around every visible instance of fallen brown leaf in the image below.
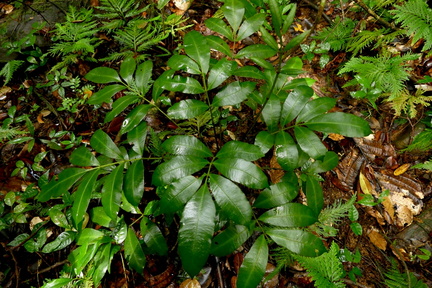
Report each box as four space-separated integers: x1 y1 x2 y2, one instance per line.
368 229 387 250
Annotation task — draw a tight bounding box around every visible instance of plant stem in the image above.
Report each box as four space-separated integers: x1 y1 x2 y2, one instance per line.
353 0 398 30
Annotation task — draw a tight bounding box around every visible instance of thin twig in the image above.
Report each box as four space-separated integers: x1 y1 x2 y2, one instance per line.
352 0 398 30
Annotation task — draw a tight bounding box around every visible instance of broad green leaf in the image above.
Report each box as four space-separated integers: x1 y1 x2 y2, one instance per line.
120 57 136 85
167 99 209 119
305 175 323 216
268 0 282 38
71 169 100 229
280 56 304 76
235 44 277 59
305 112 372 137
42 231 76 253
90 207 113 227
113 218 127 244
159 176 202 213
254 131 275 154
205 18 233 41
90 129 123 160
178 185 216 277
232 65 264 79
296 97 336 123
213 157 268 189
267 228 326 257
48 207 70 228
259 26 278 51
211 224 251 256
184 31 210 74
167 55 201 74
69 244 99 275
140 217 168 255
104 94 140 124
87 84 126 105
282 3 297 34
161 135 212 158
307 151 338 174
254 176 299 208
120 104 152 135
294 126 327 159
152 156 209 186
237 235 268 288
152 69 175 101
157 0 169 9
207 58 236 90
262 93 281 132
101 164 124 221
124 227 146 273
259 203 317 227
38 168 87 202
209 174 252 225
275 131 299 171
135 60 153 94
281 86 314 125
76 228 106 245
128 121 148 155
282 78 316 90
216 141 263 161
124 160 144 207
212 81 256 107
41 278 73 288
85 67 121 84
92 243 115 286
236 13 266 41
221 0 245 32
206 35 232 56
251 56 275 70
70 146 99 167
284 31 310 52
162 75 205 94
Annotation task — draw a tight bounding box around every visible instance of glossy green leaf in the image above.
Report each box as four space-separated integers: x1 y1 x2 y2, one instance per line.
42 231 76 253
213 157 268 189
232 65 264 79
159 176 202 213
101 164 124 221
167 55 201 74
90 207 113 227
254 131 275 154
104 94 140 124
280 57 304 76
70 146 100 167
209 174 252 224
259 26 278 51
254 176 299 208
284 31 310 52
120 57 136 85
235 44 277 59
124 160 144 207
281 86 314 125
211 224 251 256
71 169 100 229
305 175 323 216
140 217 168 255
275 131 299 171
282 78 316 90
120 104 152 135
216 141 263 161
259 203 317 227
262 93 281 132
128 121 148 155
282 3 297 34
87 84 126 105
38 168 87 202
305 112 372 137
205 18 233 41
167 99 209 119
152 69 175 101
161 135 212 158
207 58 236 90
90 129 123 160
212 81 256 107
307 151 339 174
178 185 216 277
268 0 282 37
124 227 146 274
206 35 232 56
92 242 115 286
85 67 121 84
162 75 205 94
152 156 209 186
236 13 266 41
184 30 210 74
267 228 326 257
294 126 327 159
41 278 73 288
296 97 336 123
221 0 245 32
48 207 70 228
135 60 153 94
77 229 106 245
237 235 268 288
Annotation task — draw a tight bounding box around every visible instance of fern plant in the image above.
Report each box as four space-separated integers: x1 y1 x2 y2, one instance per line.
384 258 427 288
0 60 24 85
313 16 356 51
95 0 149 31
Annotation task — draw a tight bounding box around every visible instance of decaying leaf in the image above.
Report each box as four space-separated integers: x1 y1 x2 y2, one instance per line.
328 133 345 141
334 148 365 190
269 153 284 184
368 228 387 250
354 135 396 161
180 279 201 288
395 205 414 227
382 196 395 224
394 163 410 176
359 172 375 195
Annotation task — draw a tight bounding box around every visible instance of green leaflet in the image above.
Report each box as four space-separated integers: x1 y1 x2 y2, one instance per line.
40 278 73 288
152 156 209 186
206 35 233 56
235 44 277 59
85 67 121 83
42 231 76 253
167 99 209 119
127 121 148 155
90 207 112 227
140 217 168 256
237 13 266 42
207 58 236 91
296 97 336 123
305 112 372 137
253 176 299 209
259 203 317 227
211 224 251 256
281 86 314 125
178 185 216 277
213 157 268 189
209 174 252 225
267 228 326 257
184 30 210 74
232 65 264 79
90 129 123 160
212 81 256 107
161 135 212 158
152 69 175 101
262 93 281 132
104 94 140 124
237 235 268 288
305 176 324 217
221 0 245 32
205 18 233 41
294 126 327 159
168 55 201 75
216 141 264 161
124 160 144 207
71 169 100 229
87 84 126 105
268 0 282 38
101 164 124 221
254 131 275 154
124 227 146 274
70 146 100 167
161 75 205 94
307 151 339 174
135 60 153 94
275 131 299 171
119 57 136 85
38 168 87 202
158 176 202 214
120 104 152 135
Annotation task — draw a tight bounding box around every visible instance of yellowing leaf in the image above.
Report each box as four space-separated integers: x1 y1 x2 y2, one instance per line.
394 163 410 176
359 172 375 195
180 279 201 288
382 196 395 224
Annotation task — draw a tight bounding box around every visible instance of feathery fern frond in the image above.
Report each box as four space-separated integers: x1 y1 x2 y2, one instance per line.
96 0 149 30
412 157 432 170
313 16 356 51
347 28 405 55
0 127 26 142
393 0 432 52
0 60 24 85
390 88 432 117
402 128 432 152
384 258 427 288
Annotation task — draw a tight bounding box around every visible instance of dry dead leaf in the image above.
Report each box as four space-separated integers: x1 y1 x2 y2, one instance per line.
37 110 51 123
368 229 387 250
269 153 284 184
394 163 411 176
328 133 345 141
0 3 13 14
180 279 201 288
395 205 414 227
359 172 375 195
0 86 12 100
382 196 395 224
